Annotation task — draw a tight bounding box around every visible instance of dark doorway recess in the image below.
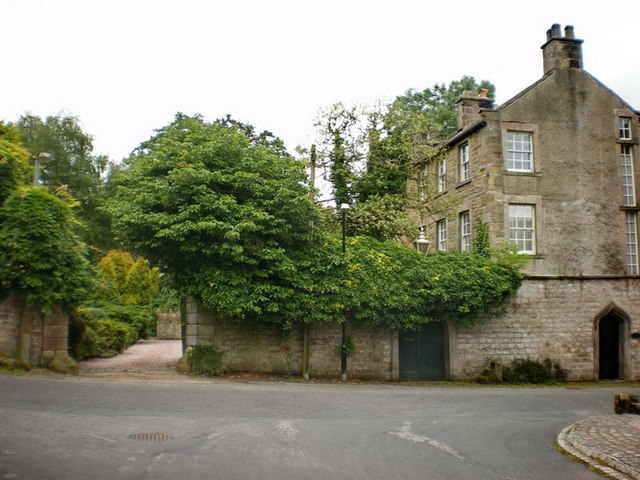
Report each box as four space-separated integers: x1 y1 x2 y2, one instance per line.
399 321 445 381
599 314 620 380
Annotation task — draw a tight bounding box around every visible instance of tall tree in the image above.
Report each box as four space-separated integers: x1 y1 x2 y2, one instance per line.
314 76 495 241
107 113 319 324
13 114 114 252
0 122 31 206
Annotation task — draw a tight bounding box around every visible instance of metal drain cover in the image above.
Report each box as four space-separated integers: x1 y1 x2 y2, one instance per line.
128 432 173 442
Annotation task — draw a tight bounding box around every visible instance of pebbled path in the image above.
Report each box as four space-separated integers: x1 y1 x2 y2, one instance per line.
78 339 183 373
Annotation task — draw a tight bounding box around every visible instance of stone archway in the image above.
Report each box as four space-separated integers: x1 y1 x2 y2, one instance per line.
594 303 631 380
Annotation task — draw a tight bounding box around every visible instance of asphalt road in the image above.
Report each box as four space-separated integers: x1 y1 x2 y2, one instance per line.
0 374 626 480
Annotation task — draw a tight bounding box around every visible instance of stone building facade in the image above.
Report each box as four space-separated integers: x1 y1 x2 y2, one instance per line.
185 25 640 381
420 24 640 380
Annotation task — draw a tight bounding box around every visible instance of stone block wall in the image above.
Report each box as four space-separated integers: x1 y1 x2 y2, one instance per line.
308 323 394 379
454 278 640 381
156 310 181 339
0 294 70 366
182 299 395 379
0 294 20 356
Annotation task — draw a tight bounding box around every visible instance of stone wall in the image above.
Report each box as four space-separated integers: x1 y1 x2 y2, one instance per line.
0 294 70 366
182 299 395 379
454 278 640 381
183 278 640 382
156 310 181 340
0 294 20 357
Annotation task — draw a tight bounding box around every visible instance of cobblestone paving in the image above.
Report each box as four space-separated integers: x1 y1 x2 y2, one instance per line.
559 414 640 480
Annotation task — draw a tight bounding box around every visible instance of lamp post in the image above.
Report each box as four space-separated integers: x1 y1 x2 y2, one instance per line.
33 152 50 186
413 225 431 254
340 203 349 381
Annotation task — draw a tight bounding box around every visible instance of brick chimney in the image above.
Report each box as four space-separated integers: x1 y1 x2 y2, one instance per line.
456 89 494 129
541 24 583 74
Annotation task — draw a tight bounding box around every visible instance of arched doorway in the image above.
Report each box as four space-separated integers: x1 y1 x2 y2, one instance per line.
399 321 446 381
599 314 621 380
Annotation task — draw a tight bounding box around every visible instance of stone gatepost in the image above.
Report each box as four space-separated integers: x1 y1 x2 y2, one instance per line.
182 297 217 347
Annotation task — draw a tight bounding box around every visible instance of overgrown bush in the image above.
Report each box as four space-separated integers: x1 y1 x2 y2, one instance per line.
479 358 567 384
76 318 132 358
0 187 91 312
72 302 154 359
186 344 225 376
0 355 32 372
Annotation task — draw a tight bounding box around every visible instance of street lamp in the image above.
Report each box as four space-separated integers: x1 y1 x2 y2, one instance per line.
339 203 349 381
33 152 50 186
413 225 431 254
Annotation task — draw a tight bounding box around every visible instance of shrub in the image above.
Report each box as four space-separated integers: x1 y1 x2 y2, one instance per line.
74 306 140 358
96 251 160 306
91 301 155 339
502 358 567 384
0 355 32 372
186 344 225 376
71 301 156 360
91 318 134 356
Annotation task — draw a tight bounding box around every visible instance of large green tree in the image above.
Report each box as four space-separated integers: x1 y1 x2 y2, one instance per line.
14 114 114 252
0 122 31 205
106 113 522 332
0 187 91 311
107 114 319 323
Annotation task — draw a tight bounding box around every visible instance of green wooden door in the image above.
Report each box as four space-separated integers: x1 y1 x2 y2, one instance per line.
399 322 445 381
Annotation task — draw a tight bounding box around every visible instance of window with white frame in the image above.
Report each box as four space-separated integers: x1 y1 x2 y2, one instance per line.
621 145 636 206
459 143 469 182
625 212 638 274
437 158 447 193
459 211 471 252
506 131 533 172
437 219 448 251
508 204 535 254
619 117 632 140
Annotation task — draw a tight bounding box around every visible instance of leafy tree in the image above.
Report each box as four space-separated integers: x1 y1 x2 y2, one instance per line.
0 187 91 311
106 112 522 333
13 114 114 252
314 76 495 242
96 250 160 306
314 103 363 206
107 113 319 323
390 75 495 139
0 122 31 205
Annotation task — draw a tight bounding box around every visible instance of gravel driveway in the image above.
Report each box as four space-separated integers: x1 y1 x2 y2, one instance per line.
79 339 183 374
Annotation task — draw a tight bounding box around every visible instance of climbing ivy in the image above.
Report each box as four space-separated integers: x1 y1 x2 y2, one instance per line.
0 187 91 311
283 234 523 330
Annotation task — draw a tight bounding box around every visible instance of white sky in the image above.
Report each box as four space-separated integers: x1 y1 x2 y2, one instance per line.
3 0 640 161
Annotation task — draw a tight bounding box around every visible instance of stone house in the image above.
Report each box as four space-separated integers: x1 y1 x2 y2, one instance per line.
185 25 640 381
418 24 640 381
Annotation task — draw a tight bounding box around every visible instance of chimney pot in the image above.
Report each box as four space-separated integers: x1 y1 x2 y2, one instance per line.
565 25 575 38
551 24 562 38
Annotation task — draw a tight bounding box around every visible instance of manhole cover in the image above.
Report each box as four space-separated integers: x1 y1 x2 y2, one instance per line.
128 432 173 442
